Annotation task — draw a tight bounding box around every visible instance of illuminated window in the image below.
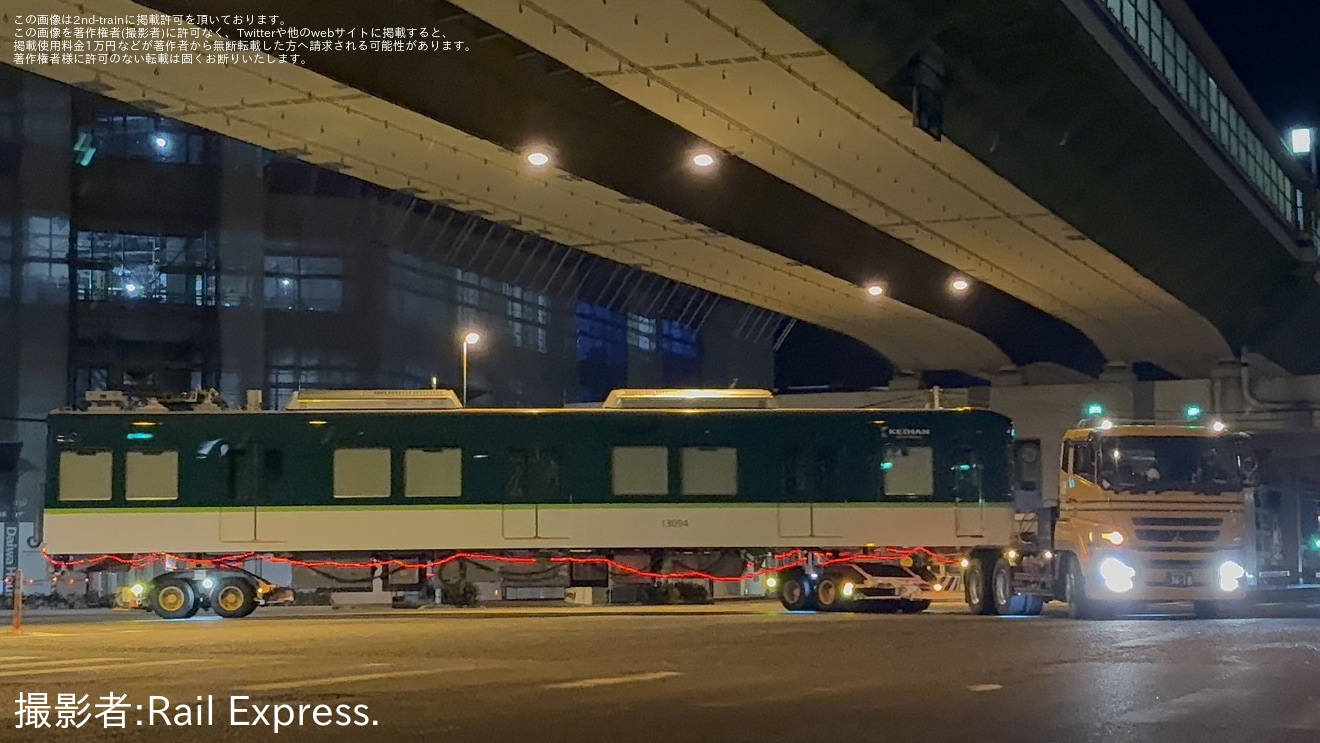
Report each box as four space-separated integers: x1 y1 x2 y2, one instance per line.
263 255 343 312
21 214 69 304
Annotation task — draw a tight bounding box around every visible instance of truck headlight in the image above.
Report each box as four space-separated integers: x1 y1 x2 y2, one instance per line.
1218 561 1246 592
842 582 855 597
130 583 144 597
765 576 778 589
1099 557 1136 593
1100 530 1125 546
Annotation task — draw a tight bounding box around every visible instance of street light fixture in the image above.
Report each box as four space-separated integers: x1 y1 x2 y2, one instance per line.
865 284 885 297
950 276 971 294
461 331 481 405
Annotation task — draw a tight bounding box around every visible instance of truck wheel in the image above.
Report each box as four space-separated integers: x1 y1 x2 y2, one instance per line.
151 577 198 620
992 558 1034 615
211 577 257 619
815 578 841 610
1192 601 1223 619
1064 556 1108 620
779 573 815 611
965 556 995 615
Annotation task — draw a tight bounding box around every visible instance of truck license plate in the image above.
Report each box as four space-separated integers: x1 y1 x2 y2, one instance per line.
1168 571 1193 587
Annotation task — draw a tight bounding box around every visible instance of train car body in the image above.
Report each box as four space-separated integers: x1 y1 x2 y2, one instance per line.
42 392 1015 557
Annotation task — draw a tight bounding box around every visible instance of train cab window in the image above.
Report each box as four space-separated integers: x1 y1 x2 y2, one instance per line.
333 448 391 499
612 446 669 496
681 447 738 496
57 450 112 502
952 449 982 502
505 448 561 502
126 451 179 501
882 445 934 499
405 448 462 498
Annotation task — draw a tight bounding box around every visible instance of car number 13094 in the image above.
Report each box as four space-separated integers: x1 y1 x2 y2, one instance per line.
662 519 690 528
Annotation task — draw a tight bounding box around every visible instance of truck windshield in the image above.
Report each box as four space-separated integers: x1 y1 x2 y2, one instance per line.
1097 436 1241 495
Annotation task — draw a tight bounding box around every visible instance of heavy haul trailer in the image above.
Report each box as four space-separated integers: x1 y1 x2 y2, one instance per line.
40 388 1016 619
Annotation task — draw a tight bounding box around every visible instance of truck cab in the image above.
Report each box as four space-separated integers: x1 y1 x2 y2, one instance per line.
1053 420 1250 617
966 416 1253 619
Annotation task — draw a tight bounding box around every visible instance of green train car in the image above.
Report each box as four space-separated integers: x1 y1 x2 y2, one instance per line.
43 389 1016 558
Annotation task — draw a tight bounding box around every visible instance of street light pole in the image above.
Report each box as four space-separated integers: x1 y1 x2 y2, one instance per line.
460 331 480 406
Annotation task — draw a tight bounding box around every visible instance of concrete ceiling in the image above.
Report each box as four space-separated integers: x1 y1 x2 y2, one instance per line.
2 0 1013 373
447 0 1233 378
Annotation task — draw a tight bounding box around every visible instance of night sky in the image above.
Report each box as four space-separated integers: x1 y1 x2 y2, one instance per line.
1186 0 1320 131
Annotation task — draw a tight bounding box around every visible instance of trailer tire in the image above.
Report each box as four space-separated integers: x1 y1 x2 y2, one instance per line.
779 573 815 612
211 577 257 619
965 556 995 615
815 578 842 610
151 577 198 621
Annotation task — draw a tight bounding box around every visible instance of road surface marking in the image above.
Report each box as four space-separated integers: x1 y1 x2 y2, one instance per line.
359 663 394 668
240 667 478 692
0 659 205 679
2 658 120 670
0 656 40 662
966 684 1002 692
1281 703 1320 731
1119 688 1248 724
545 671 682 690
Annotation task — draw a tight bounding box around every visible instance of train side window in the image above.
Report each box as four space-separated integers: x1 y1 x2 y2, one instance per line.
126 451 179 501
612 446 668 496
405 448 462 498
882 445 934 498
57 450 112 502
681 447 738 496
333 448 391 498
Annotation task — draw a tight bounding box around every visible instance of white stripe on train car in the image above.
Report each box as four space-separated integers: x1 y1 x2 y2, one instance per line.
43 503 1015 554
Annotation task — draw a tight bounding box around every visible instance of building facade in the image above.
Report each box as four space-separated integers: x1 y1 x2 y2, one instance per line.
0 67 787 588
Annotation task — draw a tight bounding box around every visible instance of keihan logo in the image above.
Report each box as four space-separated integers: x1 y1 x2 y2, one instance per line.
889 428 930 437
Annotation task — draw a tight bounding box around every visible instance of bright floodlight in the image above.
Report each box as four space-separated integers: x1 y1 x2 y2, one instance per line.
124 283 138 294
527 151 550 166
1289 127 1314 155
866 284 884 297
1185 404 1203 420
692 153 715 167
153 135 168 149
950 277 970 293
463 331 481 345
1211 419 1227 433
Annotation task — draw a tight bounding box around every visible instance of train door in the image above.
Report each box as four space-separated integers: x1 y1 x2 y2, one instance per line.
217 439 257 542
951 435 985 539
500 447 562 540
777 445 842 539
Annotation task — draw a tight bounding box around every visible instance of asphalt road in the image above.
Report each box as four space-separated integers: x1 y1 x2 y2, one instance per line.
3 602 1320 742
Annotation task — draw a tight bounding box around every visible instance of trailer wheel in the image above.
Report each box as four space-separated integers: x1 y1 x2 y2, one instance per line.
151 577 198 620
815 578 841 610
211 577 257 619
965 556 995 615
779 573 815 612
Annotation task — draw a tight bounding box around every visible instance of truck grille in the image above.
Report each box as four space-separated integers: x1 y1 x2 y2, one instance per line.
1135 529 1219 543
1132 517 1222 544
1147 559 1210 570
1131 517 1223 527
